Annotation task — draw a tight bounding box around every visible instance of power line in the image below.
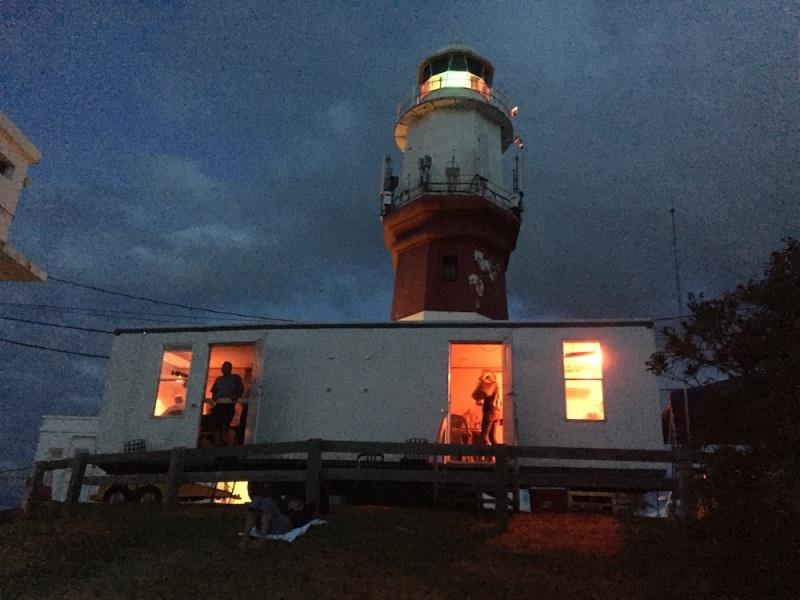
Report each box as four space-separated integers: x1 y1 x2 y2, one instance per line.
0 465 32 475
0 301 261 324
0 315 113 334
0 336 109 359
48 276 293 322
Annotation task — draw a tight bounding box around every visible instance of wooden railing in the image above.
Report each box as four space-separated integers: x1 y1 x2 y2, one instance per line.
23 440 701 532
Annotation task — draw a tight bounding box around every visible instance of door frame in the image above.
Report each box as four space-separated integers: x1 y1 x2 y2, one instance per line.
200 341 263 446
447 340 513 453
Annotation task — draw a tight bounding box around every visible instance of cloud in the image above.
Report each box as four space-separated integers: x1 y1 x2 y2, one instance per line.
327 101 359 137
1 1 798 474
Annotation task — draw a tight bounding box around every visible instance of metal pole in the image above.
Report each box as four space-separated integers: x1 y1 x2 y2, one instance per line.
670 206 692 449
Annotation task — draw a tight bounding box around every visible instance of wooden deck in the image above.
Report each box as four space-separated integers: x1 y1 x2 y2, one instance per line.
23 440 704 531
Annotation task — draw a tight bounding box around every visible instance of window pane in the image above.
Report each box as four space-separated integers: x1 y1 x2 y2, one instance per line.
430 58 448 75
449 54 467 71
467 58 484 77
565 380 604 420
153 348 192 417
443 255 457 281
563 341 602 380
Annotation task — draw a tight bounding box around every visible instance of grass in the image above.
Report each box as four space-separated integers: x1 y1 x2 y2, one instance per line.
1 503 796 600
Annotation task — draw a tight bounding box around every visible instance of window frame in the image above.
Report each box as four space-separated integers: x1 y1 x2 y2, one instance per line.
151 345 193 418
443 255 458 281
562 340 606 422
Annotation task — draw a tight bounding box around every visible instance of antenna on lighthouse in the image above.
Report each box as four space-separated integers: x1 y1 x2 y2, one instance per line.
380 155 397 216
511 143 524 213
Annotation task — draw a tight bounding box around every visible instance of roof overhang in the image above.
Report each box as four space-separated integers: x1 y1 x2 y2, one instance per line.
0 239 46 281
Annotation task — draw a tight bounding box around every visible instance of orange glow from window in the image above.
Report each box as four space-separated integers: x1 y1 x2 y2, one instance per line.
447 343 505 448
153 349 192 417
563 342 604 421
420 71 491 99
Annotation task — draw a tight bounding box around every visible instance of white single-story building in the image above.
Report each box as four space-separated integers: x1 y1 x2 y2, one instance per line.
90 319 666 467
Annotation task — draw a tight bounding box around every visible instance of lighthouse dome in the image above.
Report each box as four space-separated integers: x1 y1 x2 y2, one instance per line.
416 45 495 88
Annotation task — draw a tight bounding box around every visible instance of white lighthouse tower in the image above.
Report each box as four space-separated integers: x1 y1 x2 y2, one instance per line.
382 45 523 321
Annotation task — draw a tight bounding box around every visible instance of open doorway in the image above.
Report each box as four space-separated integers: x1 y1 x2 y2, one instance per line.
198 344 258 448
445 343 508 459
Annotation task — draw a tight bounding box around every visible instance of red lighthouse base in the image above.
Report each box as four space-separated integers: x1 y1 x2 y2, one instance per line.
383 195 521 321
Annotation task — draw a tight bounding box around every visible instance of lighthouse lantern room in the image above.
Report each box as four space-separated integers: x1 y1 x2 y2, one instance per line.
382 45 523 321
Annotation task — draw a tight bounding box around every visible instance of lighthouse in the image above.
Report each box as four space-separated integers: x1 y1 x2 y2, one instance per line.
381 45 523 321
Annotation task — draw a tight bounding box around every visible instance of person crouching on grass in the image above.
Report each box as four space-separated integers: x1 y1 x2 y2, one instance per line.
239 482 316 548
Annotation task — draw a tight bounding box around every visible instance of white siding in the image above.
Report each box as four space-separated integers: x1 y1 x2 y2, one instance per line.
34 416 99 502
96 323 666 463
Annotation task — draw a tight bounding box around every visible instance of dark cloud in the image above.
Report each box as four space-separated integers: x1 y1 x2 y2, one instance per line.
1 1 798 473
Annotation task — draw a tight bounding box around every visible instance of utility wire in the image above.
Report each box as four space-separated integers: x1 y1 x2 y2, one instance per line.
48 276 293 322
0 315 113 334
0 301 261 324
0 465 33 475
0 336 109 359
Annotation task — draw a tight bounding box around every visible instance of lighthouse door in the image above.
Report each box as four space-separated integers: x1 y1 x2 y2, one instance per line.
447 342 507 460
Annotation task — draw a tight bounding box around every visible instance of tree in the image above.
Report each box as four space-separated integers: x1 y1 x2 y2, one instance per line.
648 238 800 517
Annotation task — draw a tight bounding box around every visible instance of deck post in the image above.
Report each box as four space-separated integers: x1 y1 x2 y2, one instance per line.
64 452 89 517
494 446 509 532
509 450 521 512
305 438 323 512
163 446 186 510
676 447 693 520
22 461 46 515
432 451 440 506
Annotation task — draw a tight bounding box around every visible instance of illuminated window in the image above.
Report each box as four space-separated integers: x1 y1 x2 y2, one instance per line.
420 71 490 98
443 255 457 281
153 348 192 417
563 341 604 421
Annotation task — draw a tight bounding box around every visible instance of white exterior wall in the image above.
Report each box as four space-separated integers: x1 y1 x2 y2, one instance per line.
96 323 666 465
34 416 99 502
401 109 503 188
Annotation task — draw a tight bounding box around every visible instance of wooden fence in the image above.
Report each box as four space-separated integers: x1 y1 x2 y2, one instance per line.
23 440 701 532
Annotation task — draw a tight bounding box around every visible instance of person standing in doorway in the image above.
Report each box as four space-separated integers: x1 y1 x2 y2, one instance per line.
473 371 501 446
209 361 244 446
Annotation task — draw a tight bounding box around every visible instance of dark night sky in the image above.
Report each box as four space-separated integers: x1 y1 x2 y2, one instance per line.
1 1 798 478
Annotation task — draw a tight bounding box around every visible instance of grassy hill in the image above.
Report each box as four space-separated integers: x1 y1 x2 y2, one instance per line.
1 503 794 599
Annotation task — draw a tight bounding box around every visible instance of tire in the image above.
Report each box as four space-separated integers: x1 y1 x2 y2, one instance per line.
103 486 131 504
134 486 162 504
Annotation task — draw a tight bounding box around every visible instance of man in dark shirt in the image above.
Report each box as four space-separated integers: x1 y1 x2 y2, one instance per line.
208 361 244 446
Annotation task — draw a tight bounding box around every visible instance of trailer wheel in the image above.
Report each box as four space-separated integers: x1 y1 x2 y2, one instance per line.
135 486 162 505
103 486 131 504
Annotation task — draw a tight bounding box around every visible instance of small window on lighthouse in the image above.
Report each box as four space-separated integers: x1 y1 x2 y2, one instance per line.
443 255 458 281
562 341 605 421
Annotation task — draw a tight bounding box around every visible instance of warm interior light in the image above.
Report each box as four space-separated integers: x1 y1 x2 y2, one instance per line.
447 343 505 450
420 70 491 98
153 349 193 417
563 342 604 421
